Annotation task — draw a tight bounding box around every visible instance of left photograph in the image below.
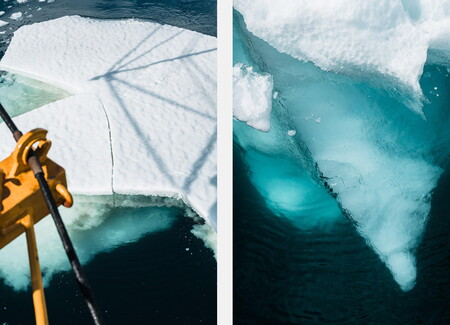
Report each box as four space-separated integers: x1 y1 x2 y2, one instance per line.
0 1 216 324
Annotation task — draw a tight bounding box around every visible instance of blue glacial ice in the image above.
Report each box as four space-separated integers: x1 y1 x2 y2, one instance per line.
234 4 450 291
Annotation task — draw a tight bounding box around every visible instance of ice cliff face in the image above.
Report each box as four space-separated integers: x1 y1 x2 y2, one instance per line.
234 1 450 291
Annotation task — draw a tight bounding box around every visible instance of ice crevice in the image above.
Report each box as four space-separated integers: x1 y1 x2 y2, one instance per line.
0 15 217 290
98 98 115 199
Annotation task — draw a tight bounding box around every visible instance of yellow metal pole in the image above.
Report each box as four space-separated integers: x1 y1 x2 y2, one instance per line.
20 215 49 325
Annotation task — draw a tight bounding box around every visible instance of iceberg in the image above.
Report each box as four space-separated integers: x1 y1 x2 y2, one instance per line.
235 0 450 114
0 16 216 290
234 5 450 291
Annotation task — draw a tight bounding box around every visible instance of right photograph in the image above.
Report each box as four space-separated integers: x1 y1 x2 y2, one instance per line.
233 1 450 324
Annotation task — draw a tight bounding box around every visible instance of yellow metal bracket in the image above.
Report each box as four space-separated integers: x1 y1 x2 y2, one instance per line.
0 128 73 325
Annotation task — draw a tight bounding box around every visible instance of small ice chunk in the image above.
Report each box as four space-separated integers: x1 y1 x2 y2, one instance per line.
0 11 5 16
16 0 28 3
191 223 216 258
9 12 22 20
273 91 278 99
287 130 296 136
233 62 273 132
0 20 8 27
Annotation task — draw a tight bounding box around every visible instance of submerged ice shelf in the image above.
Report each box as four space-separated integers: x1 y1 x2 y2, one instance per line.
0 16 216 290
234 6 450 291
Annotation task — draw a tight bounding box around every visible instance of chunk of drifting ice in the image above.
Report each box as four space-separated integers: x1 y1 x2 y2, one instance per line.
0 15 217 229
9 12 22 20
191 223 217 258
233 63 273 132
0 20 8 27
235 0 450 112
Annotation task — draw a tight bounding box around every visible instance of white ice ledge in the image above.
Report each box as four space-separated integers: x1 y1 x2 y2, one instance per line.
235 0 450 113
0 16 217 229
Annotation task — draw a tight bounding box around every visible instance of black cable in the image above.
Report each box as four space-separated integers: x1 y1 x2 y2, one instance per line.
36 173 105 325
0 102 105 325
0 103 19 134
0 103 22 141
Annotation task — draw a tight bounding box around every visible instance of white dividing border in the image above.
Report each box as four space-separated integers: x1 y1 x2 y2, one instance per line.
217 0 233 324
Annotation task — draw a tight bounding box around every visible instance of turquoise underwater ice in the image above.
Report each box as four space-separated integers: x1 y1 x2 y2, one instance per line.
233 11 450 291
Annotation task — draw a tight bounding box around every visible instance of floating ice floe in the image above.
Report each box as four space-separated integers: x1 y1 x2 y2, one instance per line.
235 0 450 114
233 63 273 132
0 16 216 289
9 12 22 20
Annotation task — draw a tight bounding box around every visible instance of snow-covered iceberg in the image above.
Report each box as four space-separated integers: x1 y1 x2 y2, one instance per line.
235 0 450 114
234 3 450 291
0 16 216 290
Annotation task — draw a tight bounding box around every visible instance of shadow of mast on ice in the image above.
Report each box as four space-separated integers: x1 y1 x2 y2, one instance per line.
90 27 217 197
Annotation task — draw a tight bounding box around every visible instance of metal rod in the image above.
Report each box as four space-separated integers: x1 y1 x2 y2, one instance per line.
21 215 49 325
0 102 105 325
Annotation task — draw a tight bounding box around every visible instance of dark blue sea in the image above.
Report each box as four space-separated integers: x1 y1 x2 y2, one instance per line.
0 1 216 324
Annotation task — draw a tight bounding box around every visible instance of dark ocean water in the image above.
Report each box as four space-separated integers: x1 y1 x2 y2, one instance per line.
0 1 216 324
1 213 216 324
234 143 450 325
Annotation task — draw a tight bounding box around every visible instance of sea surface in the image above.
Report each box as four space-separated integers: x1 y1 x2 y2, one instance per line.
0 1 216 324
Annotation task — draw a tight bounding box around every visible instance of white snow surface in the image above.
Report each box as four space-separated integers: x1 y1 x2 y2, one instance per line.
0 16 217 228
234 0 450 111
233 63 273 132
